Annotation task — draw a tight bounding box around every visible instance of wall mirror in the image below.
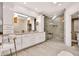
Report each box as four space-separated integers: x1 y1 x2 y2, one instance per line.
13 13 37 34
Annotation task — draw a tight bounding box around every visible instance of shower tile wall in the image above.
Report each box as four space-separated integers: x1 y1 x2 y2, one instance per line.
44 16 64 41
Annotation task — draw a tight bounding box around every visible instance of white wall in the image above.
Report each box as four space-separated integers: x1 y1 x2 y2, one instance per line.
0 3 2 32
64 4 79 47
3 2 45 34
36 15 44 32
0 3 2 21
3 3 14 34
64 13 72 46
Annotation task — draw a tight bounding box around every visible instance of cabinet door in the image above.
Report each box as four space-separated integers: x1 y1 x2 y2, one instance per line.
15 35 22 51
22 33 45 49
9 35 22 52
30 33 41 44
22 34 33 49
31 33 45 44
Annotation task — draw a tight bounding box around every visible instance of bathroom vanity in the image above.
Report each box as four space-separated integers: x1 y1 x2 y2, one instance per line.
2 7 45 55
11 13 45 52
2 32 45 55
9 32 45 52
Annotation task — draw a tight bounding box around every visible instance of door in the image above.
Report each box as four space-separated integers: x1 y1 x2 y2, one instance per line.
71 18 78 46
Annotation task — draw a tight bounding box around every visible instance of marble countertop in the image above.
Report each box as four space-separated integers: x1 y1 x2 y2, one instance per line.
14 32 44 35
2 32 45 36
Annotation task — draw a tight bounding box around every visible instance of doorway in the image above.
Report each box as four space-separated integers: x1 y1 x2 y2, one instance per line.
71 13 79 47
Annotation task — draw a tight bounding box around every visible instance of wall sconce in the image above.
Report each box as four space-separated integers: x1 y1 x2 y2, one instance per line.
27 17 32 24
28 20 32 24
36 20 40 25
52 16 57 20
62 18 64 22
60 16 64 22
13 13 18 23
14 17 18 23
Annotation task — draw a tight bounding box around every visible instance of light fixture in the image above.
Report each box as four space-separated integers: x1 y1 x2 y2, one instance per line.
52 16 57 20
27 17 32 24
24 2 27 4
53 1 57 4
27 17 31 20
14 17 18 23
58 3 62 6
53 2 62 6
35 8 38 11
14 13 28 18
14 13 18 17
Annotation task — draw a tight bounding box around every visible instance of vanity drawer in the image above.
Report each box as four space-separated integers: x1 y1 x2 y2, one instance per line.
31 33 45 44
22 39 32 49
3 30 13 34
21 32 45 49
15 37 22 51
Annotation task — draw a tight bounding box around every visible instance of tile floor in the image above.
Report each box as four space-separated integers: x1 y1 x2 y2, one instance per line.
13 39 79 56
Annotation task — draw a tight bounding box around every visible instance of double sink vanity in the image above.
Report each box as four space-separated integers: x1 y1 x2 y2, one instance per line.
10 32 45 51
1 12 45 55
1 32 45 55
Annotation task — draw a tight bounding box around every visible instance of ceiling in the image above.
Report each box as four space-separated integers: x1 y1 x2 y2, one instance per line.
7 2 79 17
72 11 79 18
